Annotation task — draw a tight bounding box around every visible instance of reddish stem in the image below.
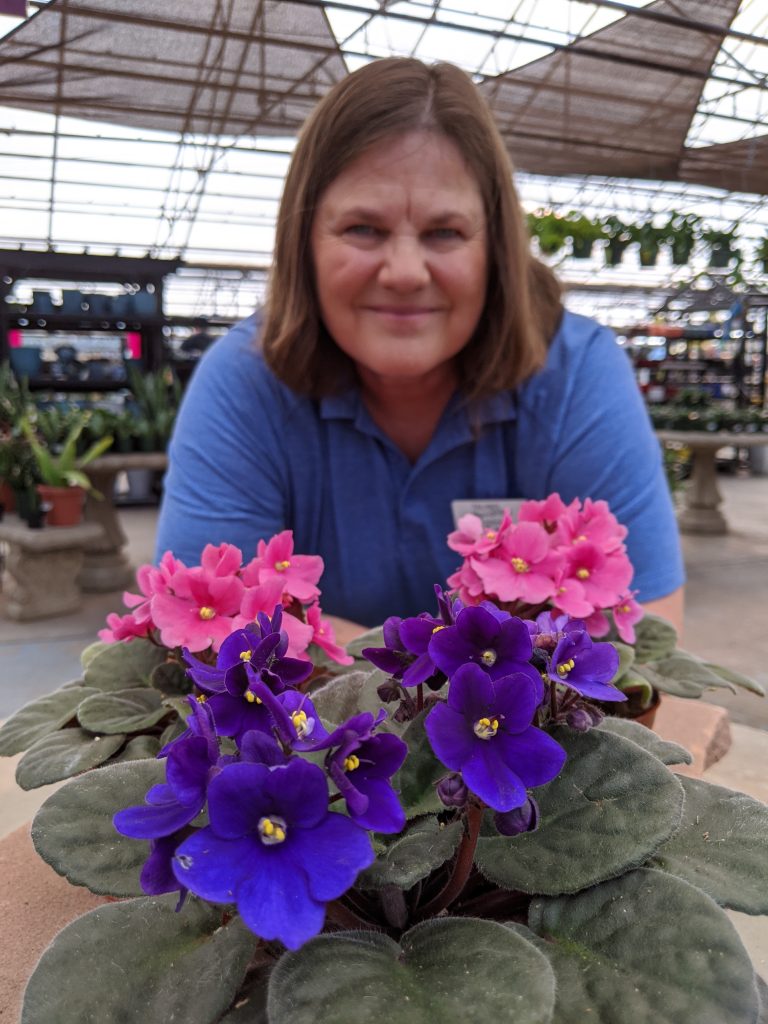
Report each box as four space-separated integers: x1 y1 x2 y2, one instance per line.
414 803 483 921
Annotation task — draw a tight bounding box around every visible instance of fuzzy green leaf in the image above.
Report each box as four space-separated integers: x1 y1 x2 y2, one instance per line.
0 685 99 756
642 653 737 699
81 640 109 669
474 727 684 895
77 687 168 734
219 961 273 1023
358 817 463 890
311 669 403 733
598 717 692 765
111 734 162 762
525 868 759 1024
614 672 655 704
15 728 126 789
150 659 193 697
83 639 166 692
394 709 446 817
21 896 256 1024
31 758 164 896
268 918 556 1024
632 614 678 662
344 625 385 661
702 662 765 697
650 776 768 914
609 641 635 684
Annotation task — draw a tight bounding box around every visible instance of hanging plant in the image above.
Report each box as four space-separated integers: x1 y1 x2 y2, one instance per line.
630 222 667 267
754 236 768 275
663 212 701 266
563 212 605 259
601 215 632 267
702 226 740 269
527 210 569 256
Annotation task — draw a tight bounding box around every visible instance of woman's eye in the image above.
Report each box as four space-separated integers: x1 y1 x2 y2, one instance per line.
428 227 461 240
344 224 379 238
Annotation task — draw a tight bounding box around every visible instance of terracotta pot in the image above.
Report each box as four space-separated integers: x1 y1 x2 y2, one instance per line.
36 484 85 526
605 689 661 731
0 480 15 513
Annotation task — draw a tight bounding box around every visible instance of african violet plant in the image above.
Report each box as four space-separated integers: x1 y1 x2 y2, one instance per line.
2 499 767 1022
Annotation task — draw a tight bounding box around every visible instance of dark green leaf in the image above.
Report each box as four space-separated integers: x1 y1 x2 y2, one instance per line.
358 817 463 890
394 709 446 817
16 728 126 789
474 727 684 895
526 868 759 1024
598 717 692 766
614 672 655 705
652 653 737 697
219 961 273 1023
632 614 678 662
268 917 556 1023
77 687 168 734
31 758 164 896
635 662 707 700
609 641 635 684
83 639 166 692
150 659 193 697
0 685 100 756
111 734 162 762
22 896 257 1024
703 662 765 697
650 776 768 914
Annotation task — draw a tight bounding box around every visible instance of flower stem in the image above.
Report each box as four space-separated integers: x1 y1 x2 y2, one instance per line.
417 684 424 713
414 803 483 921
549 680 558 721
326 899 371 931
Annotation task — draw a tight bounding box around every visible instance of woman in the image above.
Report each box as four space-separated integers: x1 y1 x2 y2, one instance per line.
155 58 684 640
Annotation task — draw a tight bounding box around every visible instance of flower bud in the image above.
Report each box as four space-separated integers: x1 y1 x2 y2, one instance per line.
377 680 401 703
494 796 540 836
436 773 468 808
566 707 594 732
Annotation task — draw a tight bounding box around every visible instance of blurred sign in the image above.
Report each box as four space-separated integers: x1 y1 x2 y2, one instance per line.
0 1 27 16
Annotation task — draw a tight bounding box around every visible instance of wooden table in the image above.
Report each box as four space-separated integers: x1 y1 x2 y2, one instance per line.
657 430 768 535
79 452 168 592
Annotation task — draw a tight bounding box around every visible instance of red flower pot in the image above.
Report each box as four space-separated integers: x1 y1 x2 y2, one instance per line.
36 484 85 526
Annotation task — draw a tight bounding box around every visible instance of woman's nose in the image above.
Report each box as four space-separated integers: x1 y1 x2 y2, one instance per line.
378 234 430 291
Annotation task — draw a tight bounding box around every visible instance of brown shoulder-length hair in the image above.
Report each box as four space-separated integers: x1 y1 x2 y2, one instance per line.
261 57 562 400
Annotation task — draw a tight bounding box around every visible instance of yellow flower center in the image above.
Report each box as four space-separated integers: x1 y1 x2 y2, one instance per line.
198 606 215 620
480 649 497 667
485 530 496 539
510 557 529 574
619 604 630 615
573 534 588 544
291 710 314 740
258 815 287 845
557 658 576 678
343 754 360 772
195 694 207 704
274 560 291 571
576 568 590 580
432 624 447 634
239 650 252 662
473 716 499 740
244 691 262 704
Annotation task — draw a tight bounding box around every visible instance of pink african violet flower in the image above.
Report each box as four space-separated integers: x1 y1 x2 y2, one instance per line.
550 572 594 618
98 611 152 643
235 578 312 659
306 602 354 665
519 494 574 533
151 569 245 652
556 498 627 554
199 542 243 578
613 592 644 644
583 608 611 637
563 543 633 610
447 510 512 557
242 530 323 602
446 560 487 605
471 521 561 605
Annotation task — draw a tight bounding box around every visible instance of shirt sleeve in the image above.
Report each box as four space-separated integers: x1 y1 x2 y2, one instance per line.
154 318 288 565
518 315 685 603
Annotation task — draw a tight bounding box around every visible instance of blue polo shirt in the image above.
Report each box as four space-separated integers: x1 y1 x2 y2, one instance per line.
155 311 684 625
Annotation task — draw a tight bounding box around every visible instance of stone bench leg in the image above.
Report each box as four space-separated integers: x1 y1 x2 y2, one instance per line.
3 544 87 620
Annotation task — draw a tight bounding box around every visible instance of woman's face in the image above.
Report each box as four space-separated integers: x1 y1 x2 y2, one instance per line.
310 131 488 389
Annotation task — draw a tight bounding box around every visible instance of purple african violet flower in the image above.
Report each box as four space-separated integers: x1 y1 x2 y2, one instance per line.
397 614 447 686
424 662 566 812
310 710 407 833
114 697 220 840
494 796 540 836
429 604 543 696
140 830 190 908
549 629 623 702
362 616 414 678
172 759 374 950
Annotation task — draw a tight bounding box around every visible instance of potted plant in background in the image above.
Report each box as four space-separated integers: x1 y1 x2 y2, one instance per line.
664 212 701 266
563 211 605 259
21 412 114 526
630 220 668 267
602 215 633 266
754 235 768 275
703 225 740 269
527 209 569 257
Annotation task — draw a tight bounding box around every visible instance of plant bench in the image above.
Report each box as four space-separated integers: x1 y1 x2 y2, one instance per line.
0 517 104 620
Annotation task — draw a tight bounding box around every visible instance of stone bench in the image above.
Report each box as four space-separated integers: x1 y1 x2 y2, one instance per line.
0 517 104 620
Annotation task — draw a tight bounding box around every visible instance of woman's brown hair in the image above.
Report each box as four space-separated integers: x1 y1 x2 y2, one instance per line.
261 57 562 400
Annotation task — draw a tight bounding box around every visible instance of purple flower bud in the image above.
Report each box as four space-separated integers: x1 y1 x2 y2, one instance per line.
566 707 594 732
494 796 540 836
377 680 401 703
436 773 469 808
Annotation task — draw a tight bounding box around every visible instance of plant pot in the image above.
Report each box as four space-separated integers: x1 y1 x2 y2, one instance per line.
0 480 16 513
605 240 629 266
671 242 694 266
605 688 661 730
639 246 659 268
570 238 595 259
708 245 732 268
36 484 85 527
